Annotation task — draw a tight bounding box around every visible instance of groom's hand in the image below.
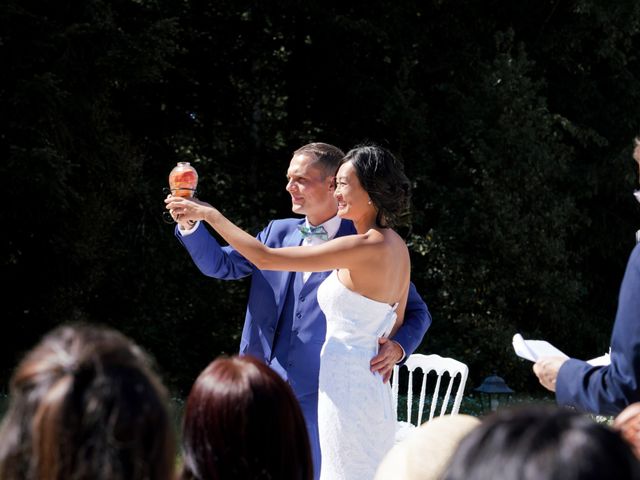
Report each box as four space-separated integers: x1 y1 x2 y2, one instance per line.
371 338 403 383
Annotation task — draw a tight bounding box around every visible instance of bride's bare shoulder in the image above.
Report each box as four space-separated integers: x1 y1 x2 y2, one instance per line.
380 228 408 246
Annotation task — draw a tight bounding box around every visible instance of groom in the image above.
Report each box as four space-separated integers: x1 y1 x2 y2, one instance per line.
172 142 432 478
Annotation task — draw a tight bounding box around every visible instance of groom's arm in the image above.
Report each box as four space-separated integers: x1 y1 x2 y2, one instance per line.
371 282 432 382
393 282 431 356
176 221 273 279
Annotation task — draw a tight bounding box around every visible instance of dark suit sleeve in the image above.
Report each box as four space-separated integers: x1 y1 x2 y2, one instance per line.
391 282 432 358
555 244 640 415
175 221 271 280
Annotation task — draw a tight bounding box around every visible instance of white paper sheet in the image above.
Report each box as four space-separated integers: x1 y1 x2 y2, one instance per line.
587 352 611 366
513 333 611 366
512 333 568 362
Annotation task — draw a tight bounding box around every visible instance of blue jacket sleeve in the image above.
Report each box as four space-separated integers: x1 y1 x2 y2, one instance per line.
391 282 432 357
175 222 269 280
555 244 640 415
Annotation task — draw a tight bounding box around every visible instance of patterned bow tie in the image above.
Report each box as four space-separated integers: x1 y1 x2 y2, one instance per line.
298 224 328 241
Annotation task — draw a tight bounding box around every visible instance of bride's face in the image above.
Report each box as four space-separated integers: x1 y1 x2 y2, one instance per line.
334 161 372 220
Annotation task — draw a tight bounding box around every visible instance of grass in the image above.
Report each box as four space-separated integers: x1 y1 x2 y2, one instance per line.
397 391 558 423
396 391 614 426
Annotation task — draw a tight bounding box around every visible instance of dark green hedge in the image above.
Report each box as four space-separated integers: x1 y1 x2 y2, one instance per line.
2 0 640 395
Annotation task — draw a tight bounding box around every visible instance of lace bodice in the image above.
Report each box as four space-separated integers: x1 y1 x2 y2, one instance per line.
317 270 397 352
316 270 398 480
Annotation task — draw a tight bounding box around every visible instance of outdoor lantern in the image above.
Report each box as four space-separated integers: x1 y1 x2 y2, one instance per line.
474 373 514 412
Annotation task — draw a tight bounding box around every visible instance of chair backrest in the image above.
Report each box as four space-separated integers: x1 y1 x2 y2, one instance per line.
391 353 469 425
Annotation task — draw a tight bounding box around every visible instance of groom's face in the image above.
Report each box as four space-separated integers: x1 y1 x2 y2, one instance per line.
286 153 337 225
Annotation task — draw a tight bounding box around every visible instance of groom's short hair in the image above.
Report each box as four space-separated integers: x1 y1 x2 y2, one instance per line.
294 143 344 178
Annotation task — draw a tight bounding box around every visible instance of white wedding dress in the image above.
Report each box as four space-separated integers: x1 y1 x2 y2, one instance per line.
317 270 397 480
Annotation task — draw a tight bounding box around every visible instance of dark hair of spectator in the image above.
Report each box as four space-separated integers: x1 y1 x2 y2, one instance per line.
341 144 411 228
442 405 640 480
180 355 313 480
0 323 176 480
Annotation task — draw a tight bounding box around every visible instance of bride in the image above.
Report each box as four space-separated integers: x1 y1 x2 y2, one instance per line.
166 145 412 480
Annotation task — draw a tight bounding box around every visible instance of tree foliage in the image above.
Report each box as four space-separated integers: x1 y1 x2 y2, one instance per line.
2 0 640 393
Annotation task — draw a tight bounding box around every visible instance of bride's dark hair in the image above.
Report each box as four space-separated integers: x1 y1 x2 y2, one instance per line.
341 144 411 228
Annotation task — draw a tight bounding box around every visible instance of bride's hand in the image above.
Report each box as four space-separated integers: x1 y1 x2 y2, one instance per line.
164 195 217 224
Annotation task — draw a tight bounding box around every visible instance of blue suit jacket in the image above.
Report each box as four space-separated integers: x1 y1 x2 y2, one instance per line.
176 217 432 403
556 243 640 415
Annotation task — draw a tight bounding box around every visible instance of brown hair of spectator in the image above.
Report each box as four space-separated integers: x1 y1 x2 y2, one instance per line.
180 355 313 480
0 323 176 480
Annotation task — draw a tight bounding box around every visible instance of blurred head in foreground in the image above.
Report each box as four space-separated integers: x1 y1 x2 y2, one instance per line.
0 323 175 480
374 414 480 480
614 402 640 460
442 405 640 480
180 355 313 480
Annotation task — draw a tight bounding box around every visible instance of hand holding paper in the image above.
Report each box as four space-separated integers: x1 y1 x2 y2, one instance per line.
514 332 612 394
513 333 611 366
533 356 568 392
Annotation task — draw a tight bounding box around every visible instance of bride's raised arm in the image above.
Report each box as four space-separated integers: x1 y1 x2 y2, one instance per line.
165 195 382 273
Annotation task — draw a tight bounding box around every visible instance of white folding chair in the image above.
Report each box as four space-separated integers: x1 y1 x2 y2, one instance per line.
390 353 469 442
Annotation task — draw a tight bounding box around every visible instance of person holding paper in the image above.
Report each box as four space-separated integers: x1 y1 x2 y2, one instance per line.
533 137 640 415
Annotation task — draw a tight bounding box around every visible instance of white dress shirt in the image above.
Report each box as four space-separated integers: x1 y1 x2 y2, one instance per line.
178 220 199 236
302 215 342 282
